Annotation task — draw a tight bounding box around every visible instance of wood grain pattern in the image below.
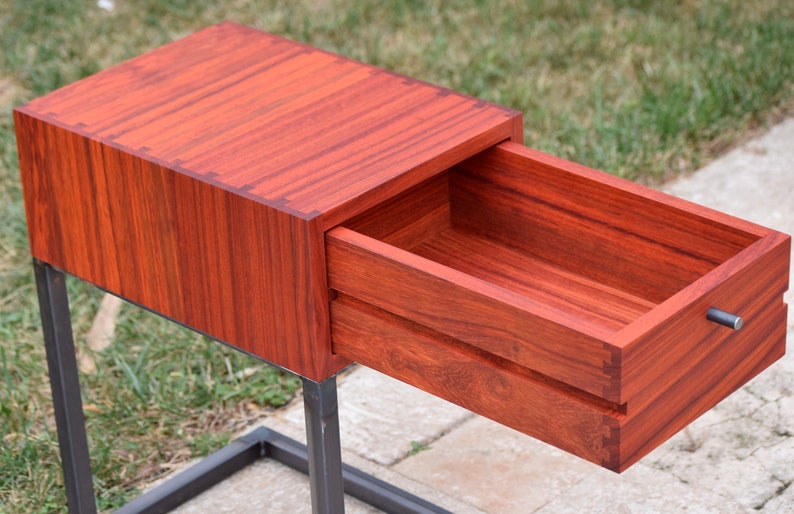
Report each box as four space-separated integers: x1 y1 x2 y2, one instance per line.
618 231 789 409
17 22 521 228
16 112 346 379
15 22 520 380
330 294 625 468
327 140 789 471
452 142 763 304
615 300 787 471
331 292 785 471
326 225 622 400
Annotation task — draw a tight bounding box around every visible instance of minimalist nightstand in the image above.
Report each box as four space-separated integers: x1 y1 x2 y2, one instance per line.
16 22 789 513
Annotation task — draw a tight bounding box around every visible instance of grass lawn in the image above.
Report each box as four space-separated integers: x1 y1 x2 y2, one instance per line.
1 1 793 511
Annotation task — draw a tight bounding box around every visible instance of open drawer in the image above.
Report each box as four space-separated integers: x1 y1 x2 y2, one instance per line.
326 141 790 472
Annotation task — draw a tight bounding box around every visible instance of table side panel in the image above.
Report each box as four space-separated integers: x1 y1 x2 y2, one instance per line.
15 111 348 380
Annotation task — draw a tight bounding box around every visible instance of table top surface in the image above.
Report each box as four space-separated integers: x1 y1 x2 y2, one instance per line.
19 22 519 223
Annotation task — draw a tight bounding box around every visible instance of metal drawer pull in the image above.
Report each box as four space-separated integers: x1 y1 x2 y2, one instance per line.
707 307 743 330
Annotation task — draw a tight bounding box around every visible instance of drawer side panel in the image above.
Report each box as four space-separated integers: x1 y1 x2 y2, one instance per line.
326 226 620 401
454 142 761 304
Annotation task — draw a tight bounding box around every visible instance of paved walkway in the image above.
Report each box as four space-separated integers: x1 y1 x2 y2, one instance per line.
170 118 794 513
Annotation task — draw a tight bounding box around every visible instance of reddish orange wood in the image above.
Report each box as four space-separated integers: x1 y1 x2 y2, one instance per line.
15 22 520 380
616 301 787 470
331 294 624 467
327 141 790 471
452 143 763 304
331 292 786 471
326 225 621 400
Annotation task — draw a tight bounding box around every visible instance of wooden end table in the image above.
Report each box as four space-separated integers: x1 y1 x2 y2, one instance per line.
15 22 789 513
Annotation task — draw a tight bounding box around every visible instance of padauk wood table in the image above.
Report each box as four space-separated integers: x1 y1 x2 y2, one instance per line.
15 22 790 513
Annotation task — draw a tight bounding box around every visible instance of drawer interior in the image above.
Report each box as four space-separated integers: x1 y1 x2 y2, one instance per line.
340 145 760 334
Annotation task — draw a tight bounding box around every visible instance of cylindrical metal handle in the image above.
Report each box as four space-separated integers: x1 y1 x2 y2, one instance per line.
707 307 743 330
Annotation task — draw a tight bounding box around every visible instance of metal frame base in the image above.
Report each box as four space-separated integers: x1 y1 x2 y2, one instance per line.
34 260 449 514
116 426 447 514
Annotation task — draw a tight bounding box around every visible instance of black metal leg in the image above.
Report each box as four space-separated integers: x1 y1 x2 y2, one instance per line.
302 376 346 514
33 261 448 513
34 259 97 514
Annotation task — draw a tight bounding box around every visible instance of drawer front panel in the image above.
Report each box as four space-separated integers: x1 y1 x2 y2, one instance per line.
329 294 786 472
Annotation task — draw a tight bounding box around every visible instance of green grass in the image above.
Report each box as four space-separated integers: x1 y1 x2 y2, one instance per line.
1 0 793 511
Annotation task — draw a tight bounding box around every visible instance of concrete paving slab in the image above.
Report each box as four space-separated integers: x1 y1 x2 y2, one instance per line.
749 415 794 484
760 480 794 513
392 415 595 513
170 369 484 514
635 328 794 509
171 459 378 514
651 443 784 509
534 463 754 514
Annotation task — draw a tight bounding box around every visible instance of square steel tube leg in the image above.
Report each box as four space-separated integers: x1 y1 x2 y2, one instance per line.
33 259 98 514
302 376 346 513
